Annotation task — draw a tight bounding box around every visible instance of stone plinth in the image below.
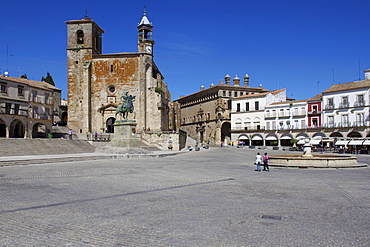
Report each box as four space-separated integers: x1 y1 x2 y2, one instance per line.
111 120 139 148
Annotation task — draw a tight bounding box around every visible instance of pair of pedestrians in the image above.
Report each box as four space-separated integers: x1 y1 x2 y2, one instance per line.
255 152 269 172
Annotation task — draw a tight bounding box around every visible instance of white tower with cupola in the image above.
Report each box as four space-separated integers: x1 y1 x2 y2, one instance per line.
138 8 155 54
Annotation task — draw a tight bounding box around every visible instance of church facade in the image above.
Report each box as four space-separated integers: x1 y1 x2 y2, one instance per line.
66 11 170 135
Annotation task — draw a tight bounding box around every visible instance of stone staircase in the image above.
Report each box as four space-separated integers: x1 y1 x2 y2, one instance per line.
0 138 96 157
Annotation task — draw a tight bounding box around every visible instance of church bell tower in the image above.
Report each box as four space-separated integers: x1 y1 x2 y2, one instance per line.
137 8 155 54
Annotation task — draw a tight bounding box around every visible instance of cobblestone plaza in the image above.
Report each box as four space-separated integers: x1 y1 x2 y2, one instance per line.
1 148 369 246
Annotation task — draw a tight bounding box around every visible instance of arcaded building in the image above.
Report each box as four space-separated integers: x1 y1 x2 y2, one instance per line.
0 75 61 138
175 74 269 145
66 11 171 135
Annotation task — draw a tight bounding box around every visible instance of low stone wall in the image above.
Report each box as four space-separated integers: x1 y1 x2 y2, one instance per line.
269 154 365 168
140 132 180 151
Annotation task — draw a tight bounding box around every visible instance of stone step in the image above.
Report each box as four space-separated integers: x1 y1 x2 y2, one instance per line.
0 138 95 157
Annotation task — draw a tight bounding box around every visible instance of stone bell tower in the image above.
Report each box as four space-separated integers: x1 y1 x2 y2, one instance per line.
66 17 104 133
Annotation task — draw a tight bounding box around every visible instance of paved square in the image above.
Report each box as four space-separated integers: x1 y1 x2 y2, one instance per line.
0 147 369 246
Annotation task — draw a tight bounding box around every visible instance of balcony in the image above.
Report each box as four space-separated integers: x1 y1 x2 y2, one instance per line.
232 126 265 132
307 110 322 115
31 113 52 120
354 101 366 107
265 114 277 119
324 104 335 110
292 111 306 117
0 106 28 116
338 103 349 109
278 113 290 118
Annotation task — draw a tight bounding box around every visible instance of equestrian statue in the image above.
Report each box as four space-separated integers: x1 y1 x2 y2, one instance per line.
115 91 136 120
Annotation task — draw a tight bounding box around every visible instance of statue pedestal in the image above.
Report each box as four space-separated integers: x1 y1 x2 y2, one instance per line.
111 120 138 148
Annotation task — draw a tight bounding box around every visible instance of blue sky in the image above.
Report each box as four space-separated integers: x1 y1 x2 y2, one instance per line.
1 0 370 101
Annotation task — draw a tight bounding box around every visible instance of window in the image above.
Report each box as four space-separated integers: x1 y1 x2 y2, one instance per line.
0 83 7 93
255 101 259 111
5 103 11 114
18 86 24 96
266 122 270 130
45 93 49 104
356 95 365 106
234 92 238 97
279 121 284 129
341 96 349 108
328 116 334 127
294 120 299 129
236 103 240 112
110 65 114 73
245 102 249 111
228 91 232 97
312 105 318 113
301 120 305 128
312 118 318 127
294 108 298 115
357 113 364 126
223 91 226 96
77 30 84 44
342 115 349 127
14 104 19 115
240 92 244 96
32 91 37 102
272 121 276 130
227 100 231 110
327 98 334 109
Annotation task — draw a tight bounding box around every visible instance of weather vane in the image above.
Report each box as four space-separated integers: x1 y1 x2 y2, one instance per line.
85 9 89 18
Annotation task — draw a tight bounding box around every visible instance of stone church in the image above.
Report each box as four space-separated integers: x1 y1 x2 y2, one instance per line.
66 10 171 135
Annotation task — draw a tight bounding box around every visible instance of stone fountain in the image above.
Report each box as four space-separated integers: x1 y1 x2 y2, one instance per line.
269 139 366 168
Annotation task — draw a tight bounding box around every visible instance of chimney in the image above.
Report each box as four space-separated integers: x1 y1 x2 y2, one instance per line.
244 74 249 87
219 79 224 85
224 74 231 85
200 85 205 91
365 69 370 80
210 83 214 87
259 84 263 88
233 75 240 86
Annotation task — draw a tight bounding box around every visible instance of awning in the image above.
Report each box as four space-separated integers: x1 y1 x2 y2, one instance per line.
309 139 322 145
363 140 370 145
322 139 335 142
297 140 306 145
335 140 349 146
266 135 277 140
348 140 364 145
252 135 263 140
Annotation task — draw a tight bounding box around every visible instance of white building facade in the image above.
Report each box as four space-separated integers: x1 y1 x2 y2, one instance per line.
231 89 286 145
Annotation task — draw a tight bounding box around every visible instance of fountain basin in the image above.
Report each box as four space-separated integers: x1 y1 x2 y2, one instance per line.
269 154 366 168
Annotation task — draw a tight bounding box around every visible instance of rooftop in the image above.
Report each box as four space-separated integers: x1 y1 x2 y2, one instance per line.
0 75 61 92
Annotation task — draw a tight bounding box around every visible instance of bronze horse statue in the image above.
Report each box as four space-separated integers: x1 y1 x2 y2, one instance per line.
115 93 136 120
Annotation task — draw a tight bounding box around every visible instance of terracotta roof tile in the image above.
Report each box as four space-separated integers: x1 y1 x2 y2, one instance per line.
0 75 61 92
322 80 370 94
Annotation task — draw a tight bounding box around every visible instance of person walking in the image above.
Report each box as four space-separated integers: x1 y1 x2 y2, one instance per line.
255 152 262 172
68 129 73 140
263 152 270 171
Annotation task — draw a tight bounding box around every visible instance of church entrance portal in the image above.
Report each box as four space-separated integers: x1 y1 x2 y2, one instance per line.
106 117 115 133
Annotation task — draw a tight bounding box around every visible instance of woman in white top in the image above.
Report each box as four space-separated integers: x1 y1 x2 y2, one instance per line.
255 152 262 172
